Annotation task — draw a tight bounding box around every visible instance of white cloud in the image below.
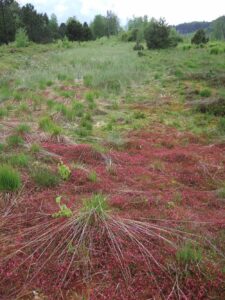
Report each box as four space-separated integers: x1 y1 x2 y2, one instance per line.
18 0 225 25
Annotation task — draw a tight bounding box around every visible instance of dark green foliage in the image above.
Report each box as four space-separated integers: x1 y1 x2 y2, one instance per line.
191 29 209 45
66 18 83 42
32 165 59 187
20 4 52 43
0 164 21 191
0 0 20 44
82 22 93 41
144 18 176 49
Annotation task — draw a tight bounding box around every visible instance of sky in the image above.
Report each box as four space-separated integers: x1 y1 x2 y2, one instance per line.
17 0 225 25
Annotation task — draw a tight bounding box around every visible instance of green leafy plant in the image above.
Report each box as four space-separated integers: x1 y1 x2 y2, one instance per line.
0 164 21 192
52 196 73 218
58 161 71 180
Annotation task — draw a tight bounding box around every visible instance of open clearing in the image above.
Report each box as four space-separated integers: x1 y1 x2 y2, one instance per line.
0 39 225 299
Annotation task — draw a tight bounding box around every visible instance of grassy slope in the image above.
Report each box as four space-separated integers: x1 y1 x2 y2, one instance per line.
0 39 225 299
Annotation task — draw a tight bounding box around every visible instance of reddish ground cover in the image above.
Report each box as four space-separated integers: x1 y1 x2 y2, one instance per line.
0 126 225 299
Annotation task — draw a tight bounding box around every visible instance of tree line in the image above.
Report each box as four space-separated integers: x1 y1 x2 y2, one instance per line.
0 0 120 44
0 0 224 47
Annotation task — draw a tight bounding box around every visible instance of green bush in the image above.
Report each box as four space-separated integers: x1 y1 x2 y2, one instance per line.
32 165 60 187
191 29 208 45
145 18 172 49
0 164 21 192
15 28 29 48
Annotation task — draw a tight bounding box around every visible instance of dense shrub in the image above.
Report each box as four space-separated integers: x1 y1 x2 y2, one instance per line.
191 29 208 45
145 18 179 49
145 19 170 49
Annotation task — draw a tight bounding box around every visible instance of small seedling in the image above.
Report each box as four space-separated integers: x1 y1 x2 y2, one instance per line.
52 196 72 218
58 161 71 180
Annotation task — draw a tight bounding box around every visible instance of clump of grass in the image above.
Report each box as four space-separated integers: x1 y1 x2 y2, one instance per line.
7 135 24 147
106 131 125 149
16 123 31 135
216 185 225 199
210 47 222 55
88 170 98 182
83 74 93 87
58 89 75 99
0 108 8 119
46 99 56 109
176 242 202 264
18 102 29 113
7 153 30 168
85 92 94 102
199 88 211 97
32 165 60 187
81 193 109 216
39 116 62 136
72 101 84 117
0 164 21 192
57 74 67 81
217 117 225 133
0 143 5 152
133 111 146 119
30 143 41 154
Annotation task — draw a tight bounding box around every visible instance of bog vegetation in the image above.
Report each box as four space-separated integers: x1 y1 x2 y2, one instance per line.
0 1 225 299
